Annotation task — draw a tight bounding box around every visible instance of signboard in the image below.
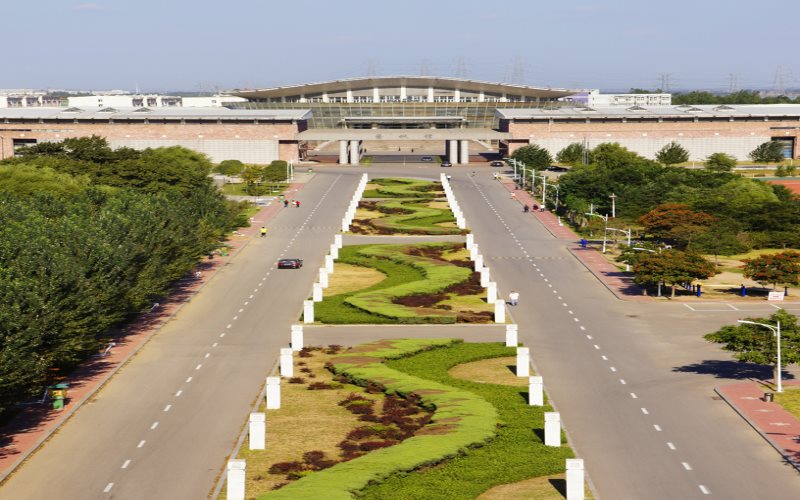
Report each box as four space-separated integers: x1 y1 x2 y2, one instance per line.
768 291 785 301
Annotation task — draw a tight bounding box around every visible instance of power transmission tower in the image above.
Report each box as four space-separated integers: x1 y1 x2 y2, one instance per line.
419 59 430 76
773 65 786 95
728 73 738 93
455 57 468 78
659 73 671 92
511 56 525 84
366 59 377 77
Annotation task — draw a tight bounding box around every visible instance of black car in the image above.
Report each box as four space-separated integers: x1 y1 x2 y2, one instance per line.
547 166 569 172
277 258 303 269
440 161 453 167
490 161 504 167
421 156 433 162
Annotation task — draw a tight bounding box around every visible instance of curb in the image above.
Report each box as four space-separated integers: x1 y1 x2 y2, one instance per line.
714 385 800 472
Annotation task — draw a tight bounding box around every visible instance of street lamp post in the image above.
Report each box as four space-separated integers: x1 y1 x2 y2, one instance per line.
553 185 559 211
737 320 782 393
287 161 294 182
584 212 609 252
610 193 617 218
539 174 548 211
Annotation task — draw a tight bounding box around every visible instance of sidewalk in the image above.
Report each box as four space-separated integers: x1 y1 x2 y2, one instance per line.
499 179 644 301
716 380 800 471
0 181 307 482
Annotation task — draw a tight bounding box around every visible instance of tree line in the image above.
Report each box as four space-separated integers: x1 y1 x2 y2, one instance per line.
0 137 242 418
629 89 799 105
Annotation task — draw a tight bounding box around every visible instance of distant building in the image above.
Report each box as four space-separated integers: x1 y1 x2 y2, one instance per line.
563 90 672 107
67 94 246 108
0 92 62 108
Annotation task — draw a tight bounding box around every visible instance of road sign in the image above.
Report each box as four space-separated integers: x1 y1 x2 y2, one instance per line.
768 291 785 301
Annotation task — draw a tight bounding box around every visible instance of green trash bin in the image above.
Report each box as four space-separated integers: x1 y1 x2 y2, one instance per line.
49 383 69 410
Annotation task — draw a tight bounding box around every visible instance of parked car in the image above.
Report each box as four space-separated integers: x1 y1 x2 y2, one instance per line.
440 161 453 167
421 156 433 162
490 161 504 167
547 166 569 172
277 258 303 269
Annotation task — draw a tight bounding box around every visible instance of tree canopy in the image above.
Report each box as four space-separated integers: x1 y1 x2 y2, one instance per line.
511 144 553 171
704 152 737 172
655 142 689 166
632 250 717 297
743 251 800 289
749 141 785 164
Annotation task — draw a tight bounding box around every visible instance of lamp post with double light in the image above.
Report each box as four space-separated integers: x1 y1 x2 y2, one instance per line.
737 319 782 393
584 212 609 252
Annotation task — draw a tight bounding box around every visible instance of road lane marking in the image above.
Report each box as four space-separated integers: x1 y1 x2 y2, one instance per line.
682 462 692 470
548 284 552 287
568 310 573 314
683 303 696 311
195 364 203 370
610 367 617 372
150 422 159 430
601 355 608 360
699 485 710 495
254 288 259 293
653 424 662 431
212 343 218 348
175 390 183 397
104 483 114 493
164 405 172 412
557 296 562 299
244 301 249 306
220 333 226 338
233 316 238 321
249 295 254 299
594 344 600 349
226 324 232 329
630 392 637 398
586 335 592 339
620 379 627 385
238 308 244 313
641 408 648 415
727 303 739 311
204 353 210 358
574 318 580 322
186 377 193 383
667 442 676 450
580 326 586 330
137 440 146 448
121 459 131 469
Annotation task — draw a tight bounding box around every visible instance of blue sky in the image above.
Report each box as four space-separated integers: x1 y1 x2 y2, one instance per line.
4 0 798 93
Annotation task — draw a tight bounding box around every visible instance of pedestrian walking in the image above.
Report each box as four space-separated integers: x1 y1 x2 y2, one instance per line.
509 290 519 306
283 199 289 208
260 226 267 237
295 200 300 208
510 192 516 200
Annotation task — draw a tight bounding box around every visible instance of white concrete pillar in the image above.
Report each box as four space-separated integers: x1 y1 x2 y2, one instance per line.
373 87 380 102
440 173 447 183
466 234 474 250
334 234 342 248
341 219 349 232
339 140 348 164
529 376 544 406
544 412 561 447
460 140 469 164
400 85 407 101
266 376 280 409
226 459 246 500
303 300 314 324
487 282 497 304
480 267 490 287
449 139 459 163
456 216 466 230
566 459 585 500
325 255 334 274
427 86 434 102
494 299 506 323
474 254 483 272
516 347 530 377
316 269 328 290
470 244 479 261
346 89 354 102
330 244 339 259
249 412 266 450
280 347 294 377
505 323 517 346
312 283 323 302
349 140 360 165
291 325 303 351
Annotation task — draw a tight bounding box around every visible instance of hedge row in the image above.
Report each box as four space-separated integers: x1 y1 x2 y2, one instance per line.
264 339 498 499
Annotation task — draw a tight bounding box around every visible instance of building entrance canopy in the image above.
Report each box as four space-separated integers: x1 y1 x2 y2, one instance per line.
297 128 509 141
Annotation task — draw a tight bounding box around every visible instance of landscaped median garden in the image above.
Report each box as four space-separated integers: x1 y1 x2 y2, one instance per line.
350 177 466 236
232 339 578 499
311 243 494 324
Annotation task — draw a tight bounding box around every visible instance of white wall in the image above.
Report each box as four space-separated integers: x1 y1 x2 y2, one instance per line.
109 139 280 163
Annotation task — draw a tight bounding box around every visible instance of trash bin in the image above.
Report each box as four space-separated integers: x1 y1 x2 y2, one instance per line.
580 239 588 248
764 392 774 402
49 383 69 410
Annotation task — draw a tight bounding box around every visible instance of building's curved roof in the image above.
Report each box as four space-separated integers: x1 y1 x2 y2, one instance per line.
233 76 582 100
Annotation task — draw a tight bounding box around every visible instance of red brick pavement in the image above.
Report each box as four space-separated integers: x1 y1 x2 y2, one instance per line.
498 179 645 301
716 380 800 471
0 183 305 482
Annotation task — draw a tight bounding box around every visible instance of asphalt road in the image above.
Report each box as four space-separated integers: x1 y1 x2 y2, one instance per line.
0 172 357 499
3 163 799 499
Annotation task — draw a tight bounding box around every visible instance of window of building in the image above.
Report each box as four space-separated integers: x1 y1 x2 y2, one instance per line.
13 138 37 155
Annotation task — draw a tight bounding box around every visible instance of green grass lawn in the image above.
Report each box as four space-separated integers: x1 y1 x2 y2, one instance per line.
220 182 287 196
774 387 800 421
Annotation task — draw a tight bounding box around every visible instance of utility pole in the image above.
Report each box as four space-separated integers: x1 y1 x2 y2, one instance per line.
610 193 616 218
729 73 738 94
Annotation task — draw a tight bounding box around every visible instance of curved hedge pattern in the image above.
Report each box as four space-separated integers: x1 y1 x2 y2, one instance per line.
367 199 461 235
362 178 443 198
263 339 498 499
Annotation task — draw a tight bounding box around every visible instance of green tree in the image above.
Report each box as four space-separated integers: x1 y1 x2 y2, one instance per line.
632 250 717 297
555 142 589 165
215 159 245 176
749 141 785 164
511 144 553 171
655 142 690 166
743 251 800 290
704 309 800 387
704 152 737 172
692 223 748 263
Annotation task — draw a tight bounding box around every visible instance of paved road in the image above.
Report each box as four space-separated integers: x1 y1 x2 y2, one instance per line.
0 172 357 499
450 169 800 499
